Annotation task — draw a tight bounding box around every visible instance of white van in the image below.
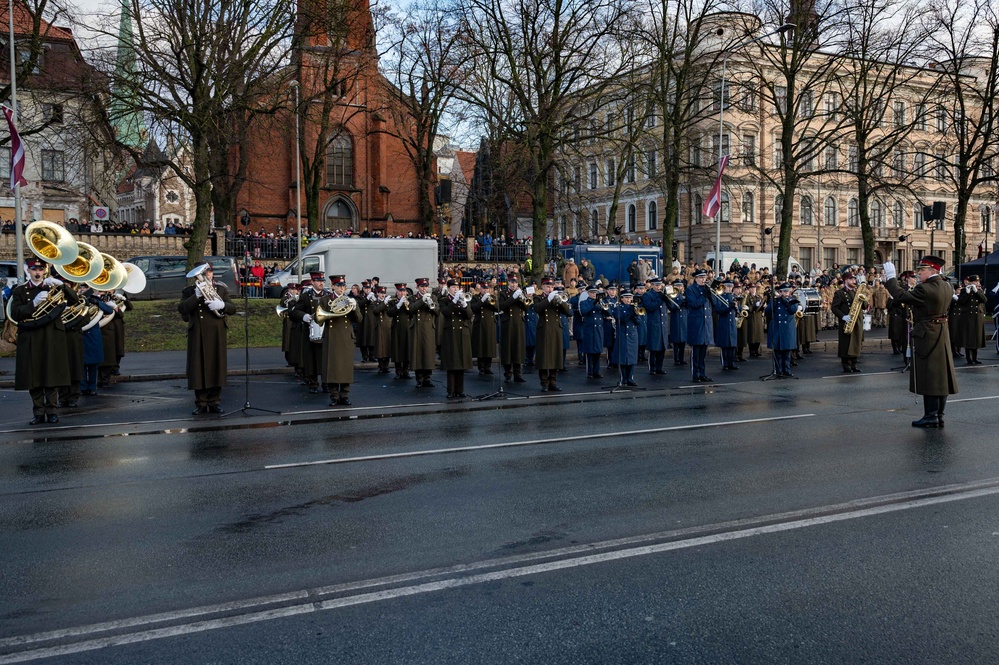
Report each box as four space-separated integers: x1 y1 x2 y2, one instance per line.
264 238 439 297
704 251 804 276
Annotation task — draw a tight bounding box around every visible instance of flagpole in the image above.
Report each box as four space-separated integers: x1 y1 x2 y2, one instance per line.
8 0 23 279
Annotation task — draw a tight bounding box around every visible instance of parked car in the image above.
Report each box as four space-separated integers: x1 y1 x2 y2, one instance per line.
125 255 239 300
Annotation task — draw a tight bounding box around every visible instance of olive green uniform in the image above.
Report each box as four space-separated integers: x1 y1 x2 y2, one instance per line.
178 282 237 408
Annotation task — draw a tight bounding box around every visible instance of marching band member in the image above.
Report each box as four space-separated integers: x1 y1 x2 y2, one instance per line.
957 274 988 365
949 283 965 359
60 287 86 409
745 282 766 358
557 284 571 367
883 256 958 428
291 273 326 393
887 272 915 357
578 285 608 378
389 283 412 379
684 269 715 383
794 289 818 361
359 280 376 363
280 282 301 378
570 281 586 365
178 261 236 414
440 279 473 398
533 277 572 391
81 287 114 397
714 279 739 372
642 279 670 375
734 282 748 362
766 283 800 378
633 282 648 363
602 283 618 367
10 258 79 424
97 292 118 389
471 281 499 375
610 289 640 386
409 277 437 388
831 272 866 373
498 276 528 383
319 275 363 406
524 291 538 368
109 288 132 376
666 279 687 365
370 285 393 374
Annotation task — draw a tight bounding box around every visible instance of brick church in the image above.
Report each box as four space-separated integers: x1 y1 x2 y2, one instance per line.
236 0 426 236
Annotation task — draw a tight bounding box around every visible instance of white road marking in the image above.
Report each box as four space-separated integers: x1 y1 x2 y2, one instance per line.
821 370 897 379
4 478 999 663
951 395 999 403
263 414 816 470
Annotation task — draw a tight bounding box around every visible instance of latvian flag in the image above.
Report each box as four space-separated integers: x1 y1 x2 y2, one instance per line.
2 105 28 190
702 154 730 218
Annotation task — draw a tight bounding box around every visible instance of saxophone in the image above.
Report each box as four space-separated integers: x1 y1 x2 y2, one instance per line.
842 282 871 334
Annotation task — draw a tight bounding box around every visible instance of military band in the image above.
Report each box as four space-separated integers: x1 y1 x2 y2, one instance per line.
534 277 572 391
179 261 237 414
766 283 802 378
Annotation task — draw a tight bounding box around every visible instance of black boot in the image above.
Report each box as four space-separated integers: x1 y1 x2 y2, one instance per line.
912 396 941 428
937 396 947 427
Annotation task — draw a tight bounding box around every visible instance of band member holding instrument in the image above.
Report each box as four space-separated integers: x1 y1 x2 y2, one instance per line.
831 272 865 373
734 282 748 362
291 274 326 393
887 272 915 357
359 280 376 363
745 282 766 358
319 275 363 406
642 279 670 375
60 289 86 409
179 261 236 414
684 269 715 383
389 282 412 379
10 258 79 424
882 256 958 428
440 279 473 398
534 277 572 391
409 277 437 388
98 292 117 389
666 279 687 366
609 289 640 386
766 283 800 378
280 283 302 379
371 285 393 374
957 274 988 365
633 282 648 363
81 287 114 397
579 285 608 378
714 279 739 372
498 275 528 383
471 281 499 375
109 289 132 377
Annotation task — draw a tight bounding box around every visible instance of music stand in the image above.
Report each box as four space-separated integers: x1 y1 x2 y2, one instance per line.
220 256 280 418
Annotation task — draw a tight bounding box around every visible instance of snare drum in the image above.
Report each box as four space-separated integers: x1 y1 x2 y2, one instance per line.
792 288 821 313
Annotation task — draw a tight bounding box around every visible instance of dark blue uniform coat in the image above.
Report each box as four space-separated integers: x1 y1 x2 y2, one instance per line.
684 284 714 346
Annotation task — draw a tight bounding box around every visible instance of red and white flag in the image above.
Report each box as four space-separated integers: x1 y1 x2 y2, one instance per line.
702 154 730 218
2 105 28 190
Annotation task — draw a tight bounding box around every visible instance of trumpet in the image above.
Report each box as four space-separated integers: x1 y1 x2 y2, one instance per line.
452 291 472 307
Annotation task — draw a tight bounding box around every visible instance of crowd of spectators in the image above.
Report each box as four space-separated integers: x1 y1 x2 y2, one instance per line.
0 217 196 235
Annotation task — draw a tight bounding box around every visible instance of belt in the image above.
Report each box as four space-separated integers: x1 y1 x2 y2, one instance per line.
915 316 948 324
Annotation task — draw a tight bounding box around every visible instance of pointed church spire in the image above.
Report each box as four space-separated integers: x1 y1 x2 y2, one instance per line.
110 0 146 148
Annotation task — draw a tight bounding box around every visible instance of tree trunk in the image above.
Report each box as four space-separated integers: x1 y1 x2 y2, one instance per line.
857 181 875 268
954 195 969 266
530 176 547 282
184 144 215 272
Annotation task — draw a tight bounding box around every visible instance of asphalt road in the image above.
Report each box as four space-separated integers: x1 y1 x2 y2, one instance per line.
1 347 998 663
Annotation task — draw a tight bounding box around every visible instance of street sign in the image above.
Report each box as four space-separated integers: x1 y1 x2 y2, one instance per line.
92 206 110 221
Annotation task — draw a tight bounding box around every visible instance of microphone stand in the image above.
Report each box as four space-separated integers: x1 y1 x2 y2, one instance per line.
220 256 280 418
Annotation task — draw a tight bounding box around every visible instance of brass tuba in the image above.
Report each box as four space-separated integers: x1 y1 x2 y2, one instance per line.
25 220 79 266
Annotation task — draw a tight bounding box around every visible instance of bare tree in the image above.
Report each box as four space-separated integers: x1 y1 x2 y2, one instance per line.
87 0 294 269
923 0 999 265
833 0 932 267
457 0 634 279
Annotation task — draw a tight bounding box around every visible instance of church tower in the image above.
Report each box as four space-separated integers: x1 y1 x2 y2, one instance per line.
110 0 146 148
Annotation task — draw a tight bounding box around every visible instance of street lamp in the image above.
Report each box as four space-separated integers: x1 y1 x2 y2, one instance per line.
289 79 302 284
714 22 795 276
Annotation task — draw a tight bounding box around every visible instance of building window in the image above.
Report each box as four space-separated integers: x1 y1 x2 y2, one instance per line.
0 147 9 180
324 198 354 231
823 247 836 269
848 198 859 227
847 248 860 265
848 144 858 172
871 200 883 227
742 192 754 223
326 131 353 186
893 150 906 178
739 84 757 112
645 150 657 179
720 191 730 223
935 106 947 133
165 190 180 203
935 152 947 181
573 165 581 191
625 155 636 183
41 149 64 181
42 103 63 124
694 194 702 225
824 145 838 170
691 140 702 168
589 162 597 189
914 152 926 178
647 110 657 128
799 92 813 118
916 103 927 131
981 205 992 234
627 204 637 232
774 85 787 113
800 195 813 225
716 133 730 158
914 203 924 229
824 196 837 226
742 133 756 167
606 158 616 187
893 201 904 228
772 135 783 169
799 247 813 272
893 101 905 128
824 92 839 120
591 209 599 236
774 194 783 225
648 201 658 230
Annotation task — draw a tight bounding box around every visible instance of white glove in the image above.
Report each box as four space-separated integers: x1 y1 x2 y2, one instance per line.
396 298 406 310
43 277 63 287
881 261 896 280
842 315 851 323
367 292 376 302
32 292 47 306
513 289 523 300
953 294 959 301
302 313 312 323
194 285 203 298
207 298 225 311
547 290 558 302
480 293 489 302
